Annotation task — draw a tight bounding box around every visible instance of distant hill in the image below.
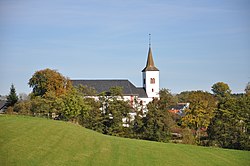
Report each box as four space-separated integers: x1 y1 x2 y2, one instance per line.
0 115 249 166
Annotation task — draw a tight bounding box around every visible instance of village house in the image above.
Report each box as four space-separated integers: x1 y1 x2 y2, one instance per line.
169 103 190 117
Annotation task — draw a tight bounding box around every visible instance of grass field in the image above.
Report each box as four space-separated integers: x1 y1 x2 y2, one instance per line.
0 115 249 166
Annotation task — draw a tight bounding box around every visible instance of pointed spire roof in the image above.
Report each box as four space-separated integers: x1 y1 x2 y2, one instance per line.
142 46 159 72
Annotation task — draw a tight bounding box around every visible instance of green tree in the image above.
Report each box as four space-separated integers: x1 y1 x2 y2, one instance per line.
157 88 177 110
109 86 124 97
131 109 144 139
211 82 231 98
107 98 131 136
76 85 97 96
28 68 72 97
176 91 191 103
61 89 91 123
141 99 173 142
30 96 53 117
78 97 104 133
98 86 132 136
208 94 250 150
6 84 18 107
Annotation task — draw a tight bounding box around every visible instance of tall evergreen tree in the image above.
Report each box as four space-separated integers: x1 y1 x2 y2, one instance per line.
141 99 173 142
6 84 18 107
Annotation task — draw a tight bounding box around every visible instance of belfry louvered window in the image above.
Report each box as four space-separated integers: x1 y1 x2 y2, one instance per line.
150 78 155 84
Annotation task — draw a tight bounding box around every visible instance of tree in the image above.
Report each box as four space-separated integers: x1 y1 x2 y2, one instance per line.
236 95 250 150
75 85 97 96
211 82 231 98
30 96 54 116
109 86 124 97
13 100 32 115
245 82 250 95
176 91 191 103
157 88 177 110
131 107 144 139
28 68 72 97
141 99 174 142
61 89 91 123
181 91 216 144
107 98 132 136
78 97 104 133
208 94 250 150
6 84 18 107
99 86 132 136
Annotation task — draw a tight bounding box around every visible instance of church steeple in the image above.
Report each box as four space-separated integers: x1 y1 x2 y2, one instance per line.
141 34 160 99
142 47 159 72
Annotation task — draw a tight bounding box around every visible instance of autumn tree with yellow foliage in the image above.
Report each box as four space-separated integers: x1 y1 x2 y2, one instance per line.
181 91 217 144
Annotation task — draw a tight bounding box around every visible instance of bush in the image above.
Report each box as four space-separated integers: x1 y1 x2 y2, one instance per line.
182 128 195 145
13 101 32 115
5 106 15 114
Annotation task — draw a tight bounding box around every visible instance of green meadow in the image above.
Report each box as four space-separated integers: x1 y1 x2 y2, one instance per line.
0 115 249 166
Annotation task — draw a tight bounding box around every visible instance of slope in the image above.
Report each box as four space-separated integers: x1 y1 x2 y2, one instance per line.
0 115 249 166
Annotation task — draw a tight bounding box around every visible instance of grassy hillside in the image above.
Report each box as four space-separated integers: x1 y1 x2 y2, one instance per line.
0 115 249 166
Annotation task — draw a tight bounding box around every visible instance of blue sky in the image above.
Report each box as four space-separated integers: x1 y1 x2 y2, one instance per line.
0 0 249 95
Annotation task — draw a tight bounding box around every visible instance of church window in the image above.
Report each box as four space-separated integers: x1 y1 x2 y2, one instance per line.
150 78 155 84
152 88 154 92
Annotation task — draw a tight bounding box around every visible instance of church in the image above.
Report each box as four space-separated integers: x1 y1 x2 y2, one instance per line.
71 44 160 108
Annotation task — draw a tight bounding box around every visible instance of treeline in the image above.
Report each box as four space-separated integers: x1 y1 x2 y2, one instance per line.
4 69 250 150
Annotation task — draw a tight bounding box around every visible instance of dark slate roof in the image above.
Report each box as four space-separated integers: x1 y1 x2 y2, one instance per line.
71 79 148 98
0 100 6 110
172 103 188 110
136 87 148 98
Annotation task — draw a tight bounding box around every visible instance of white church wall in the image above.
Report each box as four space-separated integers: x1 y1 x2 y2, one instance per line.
143 71 159 98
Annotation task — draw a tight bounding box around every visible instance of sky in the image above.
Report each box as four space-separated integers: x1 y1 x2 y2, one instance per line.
0 0 250 95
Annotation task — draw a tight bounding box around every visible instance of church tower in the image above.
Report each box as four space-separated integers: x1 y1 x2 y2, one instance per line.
142 36 159 98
